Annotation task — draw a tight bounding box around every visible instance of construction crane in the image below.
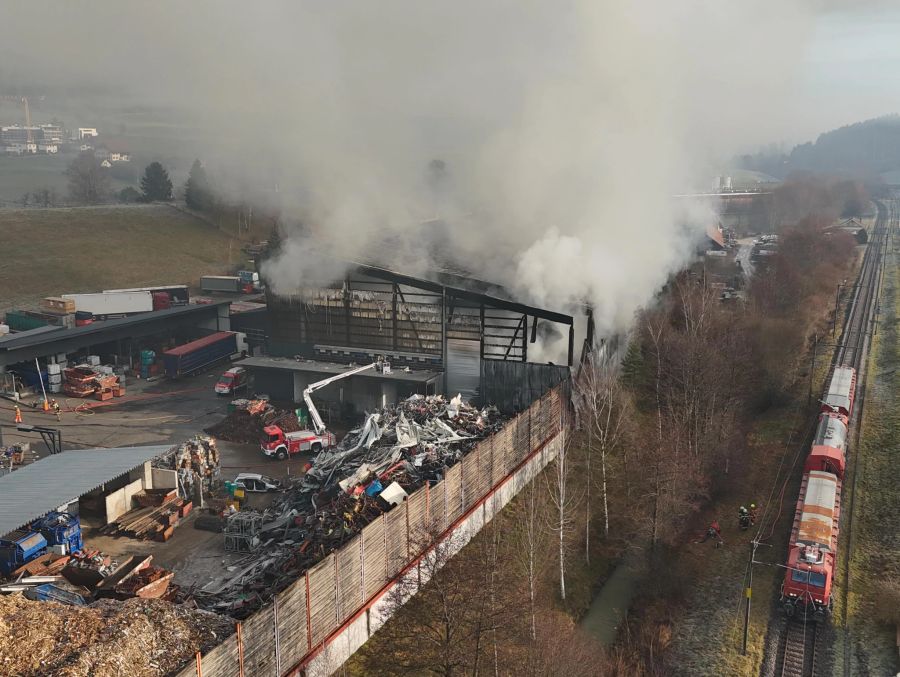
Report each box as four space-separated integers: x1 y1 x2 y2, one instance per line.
22 97 33 144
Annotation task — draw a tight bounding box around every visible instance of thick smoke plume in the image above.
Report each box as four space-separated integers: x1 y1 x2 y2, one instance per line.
7 1 842 333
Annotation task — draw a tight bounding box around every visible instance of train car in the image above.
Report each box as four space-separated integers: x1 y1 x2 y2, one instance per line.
781 367 855 620
821 366 855 418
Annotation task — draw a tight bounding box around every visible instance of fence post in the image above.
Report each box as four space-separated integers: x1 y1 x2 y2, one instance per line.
305 573 312 651
273 594 281 675
236 622 245 677
195 651 203 677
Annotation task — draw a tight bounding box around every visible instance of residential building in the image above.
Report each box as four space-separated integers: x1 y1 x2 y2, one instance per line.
77 127 98 139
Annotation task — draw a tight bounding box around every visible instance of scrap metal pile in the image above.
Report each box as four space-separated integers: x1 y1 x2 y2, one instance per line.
152 435 221 495
195 395 504 617
205 400 300 444
0 594 233 677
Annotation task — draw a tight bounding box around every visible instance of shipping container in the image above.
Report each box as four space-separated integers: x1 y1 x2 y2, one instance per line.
62 292 153 318
200 276 243 293
163 331 239 377
104 284 189 305
4 310 48 331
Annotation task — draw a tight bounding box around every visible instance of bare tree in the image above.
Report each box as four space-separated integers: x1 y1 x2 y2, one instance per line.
545 409 579 601
512 480 546 642
67 151 109 204
575 349 632 540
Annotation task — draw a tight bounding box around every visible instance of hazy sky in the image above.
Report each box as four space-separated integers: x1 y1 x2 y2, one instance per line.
787 5 900 145
4 1 900 333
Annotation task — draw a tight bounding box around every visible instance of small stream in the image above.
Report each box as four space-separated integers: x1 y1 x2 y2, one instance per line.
579 552 645 646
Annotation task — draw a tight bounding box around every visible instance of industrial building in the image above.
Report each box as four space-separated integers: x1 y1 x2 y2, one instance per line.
0 302 232 392
0 445 171 536
250 260 575 412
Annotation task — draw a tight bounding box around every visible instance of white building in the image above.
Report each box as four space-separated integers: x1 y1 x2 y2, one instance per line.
77 127 98 139
37 141 58 154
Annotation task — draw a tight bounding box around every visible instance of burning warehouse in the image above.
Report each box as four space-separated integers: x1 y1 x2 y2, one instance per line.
248 259 576 414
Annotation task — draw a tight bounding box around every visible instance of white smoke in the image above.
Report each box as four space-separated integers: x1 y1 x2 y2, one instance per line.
6 1 850 333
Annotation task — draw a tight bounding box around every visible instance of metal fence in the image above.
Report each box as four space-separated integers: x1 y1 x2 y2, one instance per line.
178 386 564 677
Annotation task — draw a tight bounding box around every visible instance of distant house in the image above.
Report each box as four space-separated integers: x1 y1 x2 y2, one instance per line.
100 159 112 168
79 143 94 152
78 127 98 139
37 141 58 154
706 222 726 250
95 139 131 163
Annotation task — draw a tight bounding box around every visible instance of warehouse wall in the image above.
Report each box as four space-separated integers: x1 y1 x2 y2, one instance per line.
104 478 143 523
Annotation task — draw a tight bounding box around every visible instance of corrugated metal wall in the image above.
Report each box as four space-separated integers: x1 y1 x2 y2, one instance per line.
480 360 570 413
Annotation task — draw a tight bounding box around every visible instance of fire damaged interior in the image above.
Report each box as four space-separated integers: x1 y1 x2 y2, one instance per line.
263 261 576 411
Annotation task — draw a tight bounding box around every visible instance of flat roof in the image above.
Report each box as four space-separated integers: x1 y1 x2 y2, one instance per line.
0 445 170 536
0 302 230 352
238 356 440 383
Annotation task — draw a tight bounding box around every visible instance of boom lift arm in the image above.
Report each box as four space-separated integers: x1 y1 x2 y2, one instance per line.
303 362 378 435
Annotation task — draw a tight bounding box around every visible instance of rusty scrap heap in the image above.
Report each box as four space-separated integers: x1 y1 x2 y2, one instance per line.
196 395 504 616
204 401 300 444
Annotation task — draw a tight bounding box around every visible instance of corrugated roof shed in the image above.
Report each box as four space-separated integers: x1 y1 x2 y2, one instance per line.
0 446 169 537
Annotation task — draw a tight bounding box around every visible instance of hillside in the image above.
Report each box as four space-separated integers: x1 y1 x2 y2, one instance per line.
0 204 240 312
739 115 900 179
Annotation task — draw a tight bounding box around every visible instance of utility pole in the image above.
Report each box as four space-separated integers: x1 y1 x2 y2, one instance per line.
832 282 843 337
742 538 758 655
808 333 818 404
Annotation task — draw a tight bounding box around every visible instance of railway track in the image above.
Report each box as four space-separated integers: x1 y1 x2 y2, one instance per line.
777 619 819 677
770 201 888 677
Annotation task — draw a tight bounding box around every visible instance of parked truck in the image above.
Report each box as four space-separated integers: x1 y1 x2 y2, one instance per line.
163 331 246 378
62 291 153 318
261 362 380 460
104 285 189 305
261 426 336 460
0 530 48 577
238 271 262 291
201 276 244 293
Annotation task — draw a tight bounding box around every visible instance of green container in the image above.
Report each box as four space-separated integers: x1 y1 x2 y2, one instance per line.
5 310 48 332
224 481 236 496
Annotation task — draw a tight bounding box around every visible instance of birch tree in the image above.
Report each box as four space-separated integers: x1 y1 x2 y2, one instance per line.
575 350 632 541
545 408 579 601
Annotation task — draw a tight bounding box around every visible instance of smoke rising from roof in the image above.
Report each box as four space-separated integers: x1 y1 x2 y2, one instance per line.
7 1 841 333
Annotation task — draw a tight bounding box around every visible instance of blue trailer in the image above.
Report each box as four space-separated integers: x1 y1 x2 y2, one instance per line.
163 332 239 378
0 530 48 577
24 584 87 606
32 512 82 554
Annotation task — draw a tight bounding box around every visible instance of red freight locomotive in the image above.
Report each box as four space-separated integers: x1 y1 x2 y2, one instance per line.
781 366 855 620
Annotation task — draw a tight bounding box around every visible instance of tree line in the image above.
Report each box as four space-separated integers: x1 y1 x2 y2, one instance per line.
61 151 214 208
351 180 862 676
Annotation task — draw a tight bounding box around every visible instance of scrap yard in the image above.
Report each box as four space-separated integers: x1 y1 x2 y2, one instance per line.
0 259 573 676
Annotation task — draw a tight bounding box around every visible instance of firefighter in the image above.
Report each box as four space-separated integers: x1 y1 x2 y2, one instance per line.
51 399 61 422
700 520 724 547
14 405 22 424
749 503 758 524
738 506 751 530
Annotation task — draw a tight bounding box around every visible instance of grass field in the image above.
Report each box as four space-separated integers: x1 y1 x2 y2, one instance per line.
0 204 242 312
